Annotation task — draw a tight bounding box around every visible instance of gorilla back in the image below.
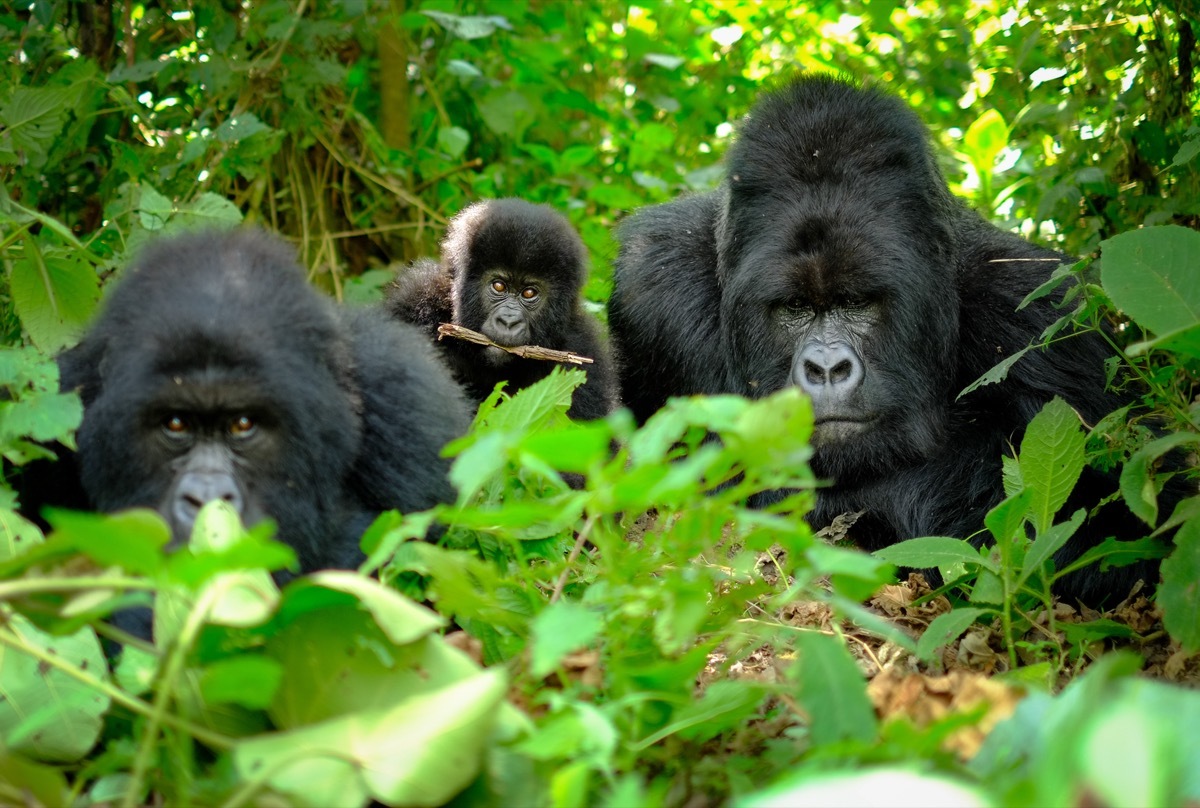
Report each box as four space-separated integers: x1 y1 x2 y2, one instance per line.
610 75 1148 603
55 229 469 572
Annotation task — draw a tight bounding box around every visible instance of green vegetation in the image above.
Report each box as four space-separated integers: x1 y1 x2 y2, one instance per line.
1 2 1198 806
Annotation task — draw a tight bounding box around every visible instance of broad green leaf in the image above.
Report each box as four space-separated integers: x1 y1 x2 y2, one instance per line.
963 108 1009 170
1126 321 1200 359
1159 517 1200 651
640 681 764 746
138 185 173 230
1018 397 1086 533
284 571 445 646
477 89 535 139
199 656 283 709
9 237 99 353
235 668 507 807
1118 432 1200 526
0 87 70 165
530 600 603 678
874 536 995 571
215 112 272 143
422 10 512 39
172 192 242 231
1101 225 1200 337
1080 702 1170 808
437 125 470 158
0 509 43 562
916 608 992 661
985 489 1034 543
0 753 70 806
791 632 876 745
46 509 170 575
0 614 110 762
1018 508 1085 590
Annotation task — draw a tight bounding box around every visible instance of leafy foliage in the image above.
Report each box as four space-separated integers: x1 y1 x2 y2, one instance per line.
0 1 1198 806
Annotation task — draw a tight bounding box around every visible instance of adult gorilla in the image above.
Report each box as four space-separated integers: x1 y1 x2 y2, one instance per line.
44 228 469 573
609 75 1141 602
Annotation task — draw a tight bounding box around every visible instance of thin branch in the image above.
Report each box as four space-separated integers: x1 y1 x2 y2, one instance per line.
437 323 595 365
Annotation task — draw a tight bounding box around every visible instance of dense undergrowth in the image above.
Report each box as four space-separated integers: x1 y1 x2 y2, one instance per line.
2 2 1199 806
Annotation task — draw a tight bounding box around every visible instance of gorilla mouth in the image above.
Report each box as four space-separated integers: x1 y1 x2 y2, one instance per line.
812 416 877 442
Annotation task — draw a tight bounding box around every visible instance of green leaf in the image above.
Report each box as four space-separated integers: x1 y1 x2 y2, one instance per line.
916 608 992 661
199 656 283 709
138 185 174 230
984 489 1034 543
9 236 100 353
476 90 535 139
422 10 512 39
283 571 445 646
530 600 603 678
46 509 169 575
0 87 70 166
963 108 1009 171
0 509 43 562
641 681 764 746
1018 508 1085 589
215 112 272 143
1101 225 1200 337
957 345 1033 399
437 125 470 158
235 667 507 807
1118 433 1200 526
1018 397 1086 533
0 614 110 762
172 192 242 231
874 536 995 571
791 632 876 745
1159 517 1200 651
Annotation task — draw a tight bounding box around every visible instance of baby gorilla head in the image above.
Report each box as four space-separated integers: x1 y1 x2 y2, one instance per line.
446 199 587 362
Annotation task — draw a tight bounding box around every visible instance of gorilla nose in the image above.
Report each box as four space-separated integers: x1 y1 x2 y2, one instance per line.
793 342 863 402
496 311 523 330
173 471 245 533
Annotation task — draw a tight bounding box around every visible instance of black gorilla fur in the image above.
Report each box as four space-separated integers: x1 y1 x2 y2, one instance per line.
386 198 618 421
609 75 1154 603
49 228 470 572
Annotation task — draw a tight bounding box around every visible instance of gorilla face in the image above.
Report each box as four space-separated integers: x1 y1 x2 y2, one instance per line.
719 175 958 481
470 271 545 364
73 295 361 556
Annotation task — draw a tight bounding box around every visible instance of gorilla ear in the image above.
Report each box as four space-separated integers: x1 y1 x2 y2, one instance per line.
57 336 107 405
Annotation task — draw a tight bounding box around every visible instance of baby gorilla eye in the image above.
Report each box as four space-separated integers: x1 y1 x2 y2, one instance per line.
228 415 256 437
491 279 507 293
520 286 538 300
163 415 189 436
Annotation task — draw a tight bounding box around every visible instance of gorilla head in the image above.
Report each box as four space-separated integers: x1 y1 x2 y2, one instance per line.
58 229 468 568
446 199 589 364
716 77 962 481
387 199 617 422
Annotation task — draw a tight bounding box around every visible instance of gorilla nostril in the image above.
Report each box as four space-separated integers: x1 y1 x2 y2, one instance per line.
830 359 853 385
804 360 826 385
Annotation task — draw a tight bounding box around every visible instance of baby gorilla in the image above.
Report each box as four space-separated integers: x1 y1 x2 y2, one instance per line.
51 228 470 572
386 199 617 421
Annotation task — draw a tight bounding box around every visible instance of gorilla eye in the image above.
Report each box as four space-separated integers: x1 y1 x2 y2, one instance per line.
491 280 507 293
163 415 189 437
229 415 257 437
784 299 811 314
520 287 538 300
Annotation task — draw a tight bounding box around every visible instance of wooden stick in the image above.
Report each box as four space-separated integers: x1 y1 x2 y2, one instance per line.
436 323 595 365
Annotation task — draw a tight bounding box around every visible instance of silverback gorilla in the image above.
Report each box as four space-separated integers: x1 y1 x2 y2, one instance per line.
609 75 1148 603
386 199 618 421
50 228 470 572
